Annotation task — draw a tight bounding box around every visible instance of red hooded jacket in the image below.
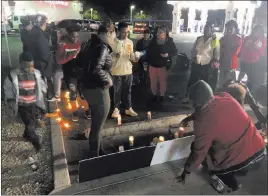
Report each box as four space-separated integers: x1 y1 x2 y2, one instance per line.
184 92 265 173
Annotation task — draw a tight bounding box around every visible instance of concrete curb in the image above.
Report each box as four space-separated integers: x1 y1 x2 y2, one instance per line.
49 103 71 195
102 114 191 137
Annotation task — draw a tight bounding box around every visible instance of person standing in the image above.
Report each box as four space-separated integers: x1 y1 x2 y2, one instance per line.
20 19 32 52
145 25 177 102
136 29 151 83
176 80 265 193
28 15 54 101
239 25 266 93
3 52 47 152
81 19 115 157
56 26 91 122
188 22 220 93
219 20 242 87
111 22 138 118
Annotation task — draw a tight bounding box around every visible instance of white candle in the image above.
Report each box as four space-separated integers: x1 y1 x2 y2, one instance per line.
129 136 134 146
174 132 179 139
147 111 152 120
117 115 122 126
65 91 70 98
159 136 165 142
119 145 124 152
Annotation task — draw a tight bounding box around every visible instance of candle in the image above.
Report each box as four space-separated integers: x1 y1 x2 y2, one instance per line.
76 100 79 108
67 103 72 110
153 137 159 145
174 132 179 139
64 123 70 128
65 91 70 98
56 117 62 122
117 114 122 126
178 127 184 138
159 136 165 142
119 145 124 152
129 136 134 146
147 111 152 120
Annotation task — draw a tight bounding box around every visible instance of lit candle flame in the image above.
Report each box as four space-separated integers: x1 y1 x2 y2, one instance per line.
174 132 179 139
159 136 165 142
76 100 79 108
56 109 60 112
67 103 72 110
56 117 62 122
65 91 70 98
129 136 134 146
179 127 184 131
64 123 70 128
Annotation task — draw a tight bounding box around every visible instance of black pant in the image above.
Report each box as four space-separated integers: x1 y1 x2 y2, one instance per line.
113 74 133 109
82 88 110 156
18 105 41 149
46 76 54 99
187 63 219 95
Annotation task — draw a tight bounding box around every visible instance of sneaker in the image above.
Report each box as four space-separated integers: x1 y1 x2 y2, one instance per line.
111 108 120 118
72 111 79 122
47 96 61 102
85 110 91 119
210 174 229 194
125 108 138 117
46 97 54 102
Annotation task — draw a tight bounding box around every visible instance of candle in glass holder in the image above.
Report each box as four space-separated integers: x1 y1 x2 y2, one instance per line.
129 136 134 146
119 145 124 152
178 127 184 138
76 100 79 108
147 111 152 120
159 136 165 142
117 114 122 126
174 132 179 139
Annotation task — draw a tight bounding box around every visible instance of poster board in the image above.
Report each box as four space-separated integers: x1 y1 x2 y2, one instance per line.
150 135 194 166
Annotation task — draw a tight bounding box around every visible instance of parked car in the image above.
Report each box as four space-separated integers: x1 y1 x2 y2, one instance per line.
88 19 100 31
78 19 90 31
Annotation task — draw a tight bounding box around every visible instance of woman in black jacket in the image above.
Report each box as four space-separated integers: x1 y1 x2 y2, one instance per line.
82 18 115 158
145 25 177 102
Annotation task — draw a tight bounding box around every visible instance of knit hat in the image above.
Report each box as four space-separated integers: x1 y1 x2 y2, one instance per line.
188 80 214 109
19 52 33 63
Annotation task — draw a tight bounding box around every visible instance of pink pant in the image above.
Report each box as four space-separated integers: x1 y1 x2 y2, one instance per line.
149 66 168 96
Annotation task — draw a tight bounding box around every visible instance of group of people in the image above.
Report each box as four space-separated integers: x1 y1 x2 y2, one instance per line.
3 15 267 193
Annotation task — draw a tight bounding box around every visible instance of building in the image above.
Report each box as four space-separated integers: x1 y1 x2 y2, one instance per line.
167 1 262 35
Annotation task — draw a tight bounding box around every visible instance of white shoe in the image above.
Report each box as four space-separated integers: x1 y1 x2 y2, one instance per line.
111 108 120 118
125 108 138 117
48 96 61 102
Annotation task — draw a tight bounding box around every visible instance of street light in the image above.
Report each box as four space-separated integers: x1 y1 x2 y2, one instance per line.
130 5 135 24
140 10 143 15
90 8 93 19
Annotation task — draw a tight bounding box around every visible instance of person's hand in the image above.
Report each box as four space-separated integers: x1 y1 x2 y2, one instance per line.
175 170 190 184
160 53 168 58
105 78 113 88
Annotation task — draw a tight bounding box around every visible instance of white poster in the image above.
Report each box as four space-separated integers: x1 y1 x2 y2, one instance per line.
150 135 195 166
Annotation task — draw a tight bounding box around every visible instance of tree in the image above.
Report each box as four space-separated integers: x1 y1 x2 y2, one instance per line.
83 9 100 20
134 12 148 20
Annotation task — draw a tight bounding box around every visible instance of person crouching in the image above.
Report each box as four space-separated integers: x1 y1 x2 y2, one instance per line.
3 52 47 152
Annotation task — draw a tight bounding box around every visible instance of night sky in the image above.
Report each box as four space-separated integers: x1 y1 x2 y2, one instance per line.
84 0 163 15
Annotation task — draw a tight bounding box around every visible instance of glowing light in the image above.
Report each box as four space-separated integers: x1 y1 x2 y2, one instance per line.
64 123 70 128
67 103 72 110
56 117 62 122
147 111 151 120
179 127 184 131
76 100 79 108
65 91 70 99
174 132 179 139
81 106 85 109
159 136 165 142
117 115 122 126
129 136 134 146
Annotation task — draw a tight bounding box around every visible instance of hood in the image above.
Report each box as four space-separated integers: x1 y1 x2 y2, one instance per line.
189 80 214 110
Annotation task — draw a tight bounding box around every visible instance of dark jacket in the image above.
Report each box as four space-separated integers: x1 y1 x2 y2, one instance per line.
145 37 177 68
28 26 53 77
136 38 150 52
20 28 30 52
82 35 113 89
